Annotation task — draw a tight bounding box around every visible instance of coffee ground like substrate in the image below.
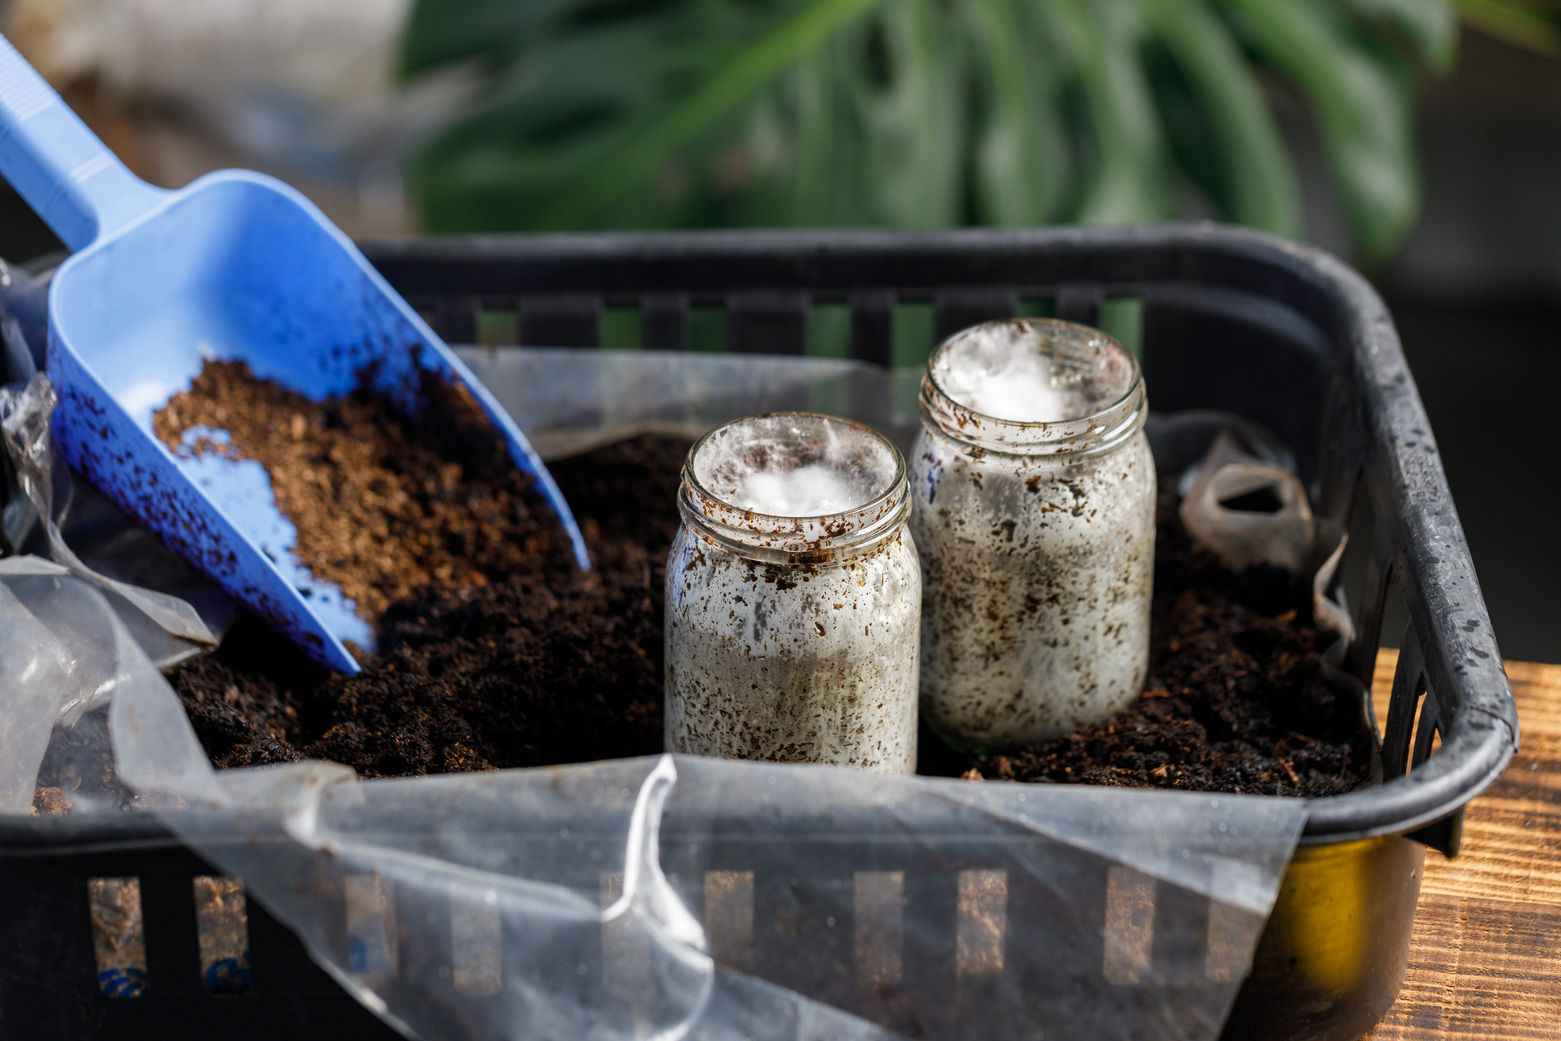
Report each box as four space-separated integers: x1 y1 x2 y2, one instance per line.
154 359 557 628
166 407 1371 796
161 359 683 776
918 490 1374 797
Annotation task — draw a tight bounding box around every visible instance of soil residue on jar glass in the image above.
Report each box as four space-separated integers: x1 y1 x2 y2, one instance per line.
166 422 1371 797
667 413 919 773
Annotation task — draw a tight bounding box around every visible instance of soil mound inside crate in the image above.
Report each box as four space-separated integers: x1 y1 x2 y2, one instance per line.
167 423 1370 797
918 491 1374 797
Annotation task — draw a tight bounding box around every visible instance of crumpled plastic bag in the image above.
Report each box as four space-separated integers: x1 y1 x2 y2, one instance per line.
1179 429 1315 575
1178 428 1353 649
0 557 169 815
0 373 220 667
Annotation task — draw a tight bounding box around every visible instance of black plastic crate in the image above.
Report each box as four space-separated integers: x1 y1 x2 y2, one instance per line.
0 225 1517 1040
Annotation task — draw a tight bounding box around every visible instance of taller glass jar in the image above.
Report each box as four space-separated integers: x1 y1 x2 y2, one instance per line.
665 413 921 774
910 319 1155 750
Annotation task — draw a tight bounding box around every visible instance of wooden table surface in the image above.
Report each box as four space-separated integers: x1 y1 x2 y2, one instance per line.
1365 650 1560 1039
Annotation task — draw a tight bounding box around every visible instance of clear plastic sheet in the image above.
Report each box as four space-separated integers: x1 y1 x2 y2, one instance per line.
1 349 1311 1040
0 558 176 816
453 347 924 460
110 663 1305 1041
0 374 220 665
0 561 76 815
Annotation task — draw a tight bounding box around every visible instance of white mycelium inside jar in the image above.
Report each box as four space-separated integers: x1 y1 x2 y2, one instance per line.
722 463 870 518
911 319 1155 749
935 327 1079 423
665 413 921 774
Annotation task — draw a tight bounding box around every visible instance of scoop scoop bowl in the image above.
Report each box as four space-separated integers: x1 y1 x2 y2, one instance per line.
0 35 588 673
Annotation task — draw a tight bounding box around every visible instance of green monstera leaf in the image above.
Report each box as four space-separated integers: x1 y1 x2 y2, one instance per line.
403 0 1457 263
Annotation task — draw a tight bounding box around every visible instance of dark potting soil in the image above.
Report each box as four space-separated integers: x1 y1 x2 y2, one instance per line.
918 491 1374 797
166 411 1371 796
166 420 686 776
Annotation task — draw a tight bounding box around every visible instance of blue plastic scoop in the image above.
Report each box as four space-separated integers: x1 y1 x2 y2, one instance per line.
0 36 589 673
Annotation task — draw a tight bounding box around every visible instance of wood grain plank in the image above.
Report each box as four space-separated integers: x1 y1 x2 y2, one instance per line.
1366 650 1561 1040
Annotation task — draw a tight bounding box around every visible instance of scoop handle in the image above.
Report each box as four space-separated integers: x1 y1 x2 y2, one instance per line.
0 34 167 252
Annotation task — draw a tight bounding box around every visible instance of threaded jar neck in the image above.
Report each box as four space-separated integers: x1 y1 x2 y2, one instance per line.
679 412 909 565
920 318 1146 457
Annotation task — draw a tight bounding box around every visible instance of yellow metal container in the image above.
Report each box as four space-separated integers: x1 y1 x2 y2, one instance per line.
1224 836 1426 1041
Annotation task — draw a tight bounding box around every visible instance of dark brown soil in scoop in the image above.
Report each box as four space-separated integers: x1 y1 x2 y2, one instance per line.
163 386 1371 795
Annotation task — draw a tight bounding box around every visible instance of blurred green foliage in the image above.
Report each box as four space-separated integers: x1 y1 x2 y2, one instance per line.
401 0 1458 262
1457 0 1561 57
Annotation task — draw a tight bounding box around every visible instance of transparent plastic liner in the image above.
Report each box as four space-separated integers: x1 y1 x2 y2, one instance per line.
0 555 174 816
1 347 1310 1040
145 757 1304 1041
1 374 217 664
454 347 926 461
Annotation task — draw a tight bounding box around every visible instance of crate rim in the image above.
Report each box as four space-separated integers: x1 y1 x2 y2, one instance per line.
2 223 1517 852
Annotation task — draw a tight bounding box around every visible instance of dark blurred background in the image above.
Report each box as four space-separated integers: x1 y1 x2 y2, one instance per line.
1 3 1557 660
1375 32 1561 663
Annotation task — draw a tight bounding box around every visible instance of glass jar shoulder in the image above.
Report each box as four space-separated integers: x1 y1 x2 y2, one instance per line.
910 426 1153 519
665 524 920 615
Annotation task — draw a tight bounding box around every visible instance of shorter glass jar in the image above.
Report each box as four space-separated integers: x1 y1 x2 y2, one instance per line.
911 319 1155 750
665 413 920 774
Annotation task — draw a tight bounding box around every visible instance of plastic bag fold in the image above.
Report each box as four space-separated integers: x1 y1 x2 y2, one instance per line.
1 373 218 661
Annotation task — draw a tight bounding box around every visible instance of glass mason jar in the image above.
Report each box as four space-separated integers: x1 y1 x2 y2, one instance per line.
665 413 921 774
910 319 1155 750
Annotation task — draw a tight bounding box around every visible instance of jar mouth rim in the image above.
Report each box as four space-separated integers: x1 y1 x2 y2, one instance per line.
921 319 1146 455
681 412 910 563
683 412 906 525
926 366 1144 430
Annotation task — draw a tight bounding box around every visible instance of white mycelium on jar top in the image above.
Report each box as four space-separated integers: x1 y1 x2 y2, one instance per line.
665 413 921 774
911 319 1155 749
